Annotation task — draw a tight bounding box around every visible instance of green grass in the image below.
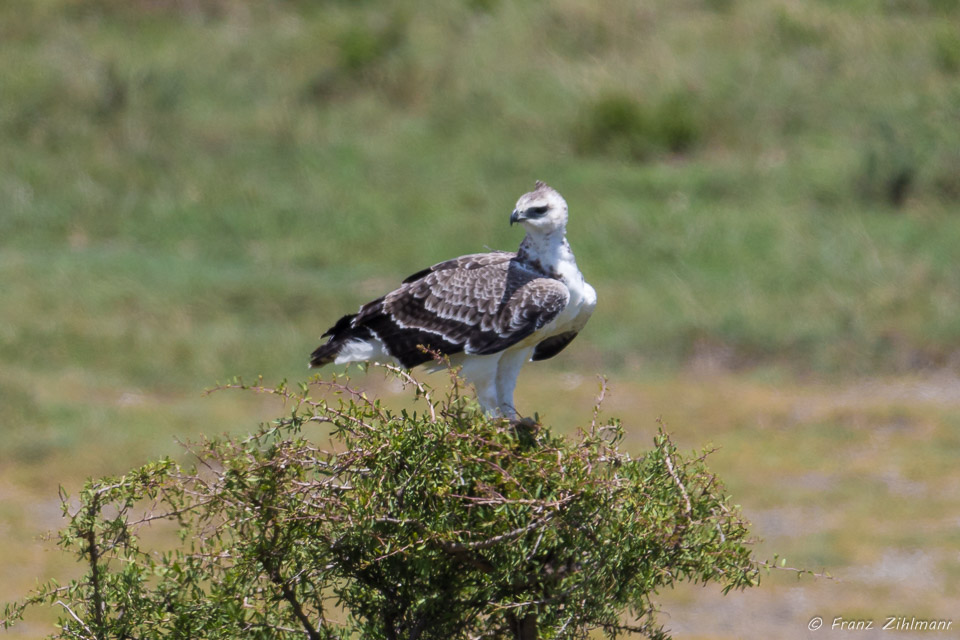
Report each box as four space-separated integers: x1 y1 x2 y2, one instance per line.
3 0 959 387
2 1 960 636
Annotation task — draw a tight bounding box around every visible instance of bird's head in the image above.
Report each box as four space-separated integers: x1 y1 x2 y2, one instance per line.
510 180 568 235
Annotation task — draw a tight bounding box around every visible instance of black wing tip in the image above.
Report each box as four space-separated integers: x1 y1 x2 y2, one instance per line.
531 331 579 361
402 266 434 284
321 313 357 339
309 344 337 368
311 312 360 367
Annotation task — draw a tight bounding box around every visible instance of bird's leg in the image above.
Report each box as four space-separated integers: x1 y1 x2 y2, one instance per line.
495 347 533 420
474 382 500 417
457 353 503 417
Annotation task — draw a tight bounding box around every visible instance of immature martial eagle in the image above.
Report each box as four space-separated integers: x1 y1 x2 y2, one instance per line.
309 181 596 418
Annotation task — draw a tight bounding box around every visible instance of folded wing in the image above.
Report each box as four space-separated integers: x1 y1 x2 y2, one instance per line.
310 254 570 369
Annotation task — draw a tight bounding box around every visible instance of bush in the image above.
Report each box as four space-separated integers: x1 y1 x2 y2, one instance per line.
933 28 960 74
337 20 406 75
2 369 761 639
931 149 960 202
574 91 702 162
305 15 413 105
856 121 919 208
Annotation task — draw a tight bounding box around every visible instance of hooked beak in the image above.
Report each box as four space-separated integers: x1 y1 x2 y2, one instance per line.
509 209 523 226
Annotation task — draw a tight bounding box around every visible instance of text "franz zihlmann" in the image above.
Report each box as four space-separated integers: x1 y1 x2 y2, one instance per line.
832 617 952 631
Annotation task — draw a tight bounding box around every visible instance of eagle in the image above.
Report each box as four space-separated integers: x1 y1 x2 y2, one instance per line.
309 181 596 419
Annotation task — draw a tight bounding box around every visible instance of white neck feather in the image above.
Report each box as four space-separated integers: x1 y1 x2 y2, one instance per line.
518 229 580 281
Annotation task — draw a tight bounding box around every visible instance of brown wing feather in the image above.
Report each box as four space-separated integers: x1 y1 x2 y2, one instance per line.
402 251 515 284
468 275 568 355
327 255 568 367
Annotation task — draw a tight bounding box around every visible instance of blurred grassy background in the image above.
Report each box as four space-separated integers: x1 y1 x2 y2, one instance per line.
2 0 959 637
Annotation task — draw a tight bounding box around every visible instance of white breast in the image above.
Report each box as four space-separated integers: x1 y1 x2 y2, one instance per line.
515 235 596 345
543 261 596 338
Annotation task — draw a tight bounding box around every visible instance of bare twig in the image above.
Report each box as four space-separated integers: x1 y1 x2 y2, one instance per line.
54 600 95 639
663 450 692 517
442 517 549 552
83 495 106 640
757 560 834 580
377 362 437 423
258 523 325 640
591 375 608 431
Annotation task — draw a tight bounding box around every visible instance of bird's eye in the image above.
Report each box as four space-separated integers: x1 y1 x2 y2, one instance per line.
527 205 549 216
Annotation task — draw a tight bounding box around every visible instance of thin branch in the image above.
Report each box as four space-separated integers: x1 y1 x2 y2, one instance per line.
443 517 550 552
663 450 692 517
756 560 834 580
590 375 608 431
54 600 95 639
273 577 324 640
83 495 106 640
447 494 575 508
526 528 546 564
259 538 324 640
377 362 437 423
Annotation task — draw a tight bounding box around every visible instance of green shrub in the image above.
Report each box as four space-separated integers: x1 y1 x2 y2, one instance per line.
653 91 702 153
703 0 736 13
574 91 702 162
856 122 919 208
575 92 651 160
2 370 761 640
772 8 824 48
933 28 960 74
931 149 960 202
337 17 406 74
885 0 960 14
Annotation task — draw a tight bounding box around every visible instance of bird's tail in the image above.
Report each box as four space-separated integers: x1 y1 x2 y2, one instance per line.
309 313 361 368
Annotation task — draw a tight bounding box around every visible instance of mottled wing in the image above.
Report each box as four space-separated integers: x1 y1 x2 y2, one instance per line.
467 274 569 355
350 256 569 367
402 251 515 284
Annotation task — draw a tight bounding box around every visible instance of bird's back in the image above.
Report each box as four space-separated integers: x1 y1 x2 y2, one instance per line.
310 251 569 369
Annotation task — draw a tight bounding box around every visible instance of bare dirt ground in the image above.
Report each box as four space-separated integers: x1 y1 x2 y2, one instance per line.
3 369 958 639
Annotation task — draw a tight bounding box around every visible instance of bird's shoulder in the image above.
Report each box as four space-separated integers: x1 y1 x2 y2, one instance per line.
401 251 516 284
